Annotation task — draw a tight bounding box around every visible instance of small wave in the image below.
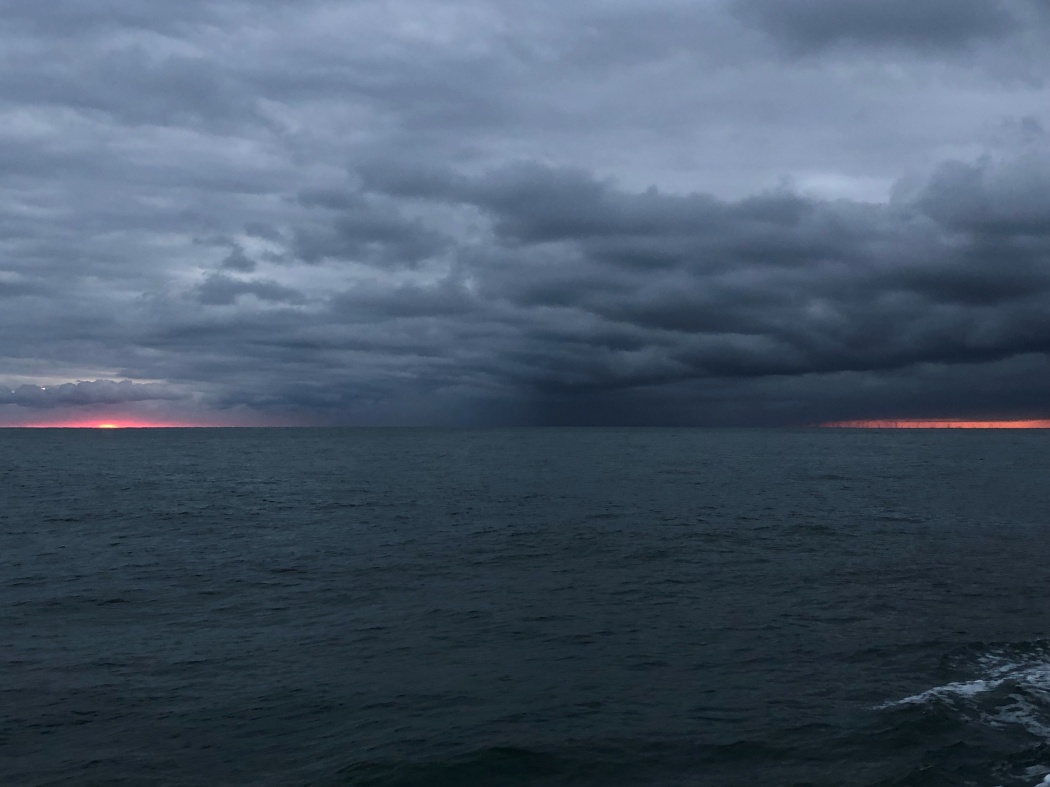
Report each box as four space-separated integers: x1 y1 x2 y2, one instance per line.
877 678 1003 709
878 641 1050 785
879 646 1050 733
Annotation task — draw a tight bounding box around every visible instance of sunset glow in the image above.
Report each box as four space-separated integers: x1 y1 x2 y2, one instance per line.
6 418 225 429
0 411 306 428
821 419 1050 429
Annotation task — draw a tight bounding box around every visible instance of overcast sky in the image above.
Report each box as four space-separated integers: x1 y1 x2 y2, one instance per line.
2 0 1050 426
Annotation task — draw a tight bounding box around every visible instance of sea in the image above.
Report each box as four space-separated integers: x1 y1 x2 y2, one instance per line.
3 427 1050 786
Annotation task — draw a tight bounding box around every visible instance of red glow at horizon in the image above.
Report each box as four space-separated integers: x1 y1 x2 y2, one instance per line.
821 419 1050 429
4 412 310 428
10 418 231 429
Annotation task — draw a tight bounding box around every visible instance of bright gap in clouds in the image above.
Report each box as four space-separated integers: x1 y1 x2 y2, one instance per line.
822 420 1050 429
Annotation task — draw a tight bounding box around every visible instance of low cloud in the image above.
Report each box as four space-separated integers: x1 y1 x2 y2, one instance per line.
732 0 1023 53
344 153 1050 391
0 380 186 409
194 274 306 306
1 0 1049 425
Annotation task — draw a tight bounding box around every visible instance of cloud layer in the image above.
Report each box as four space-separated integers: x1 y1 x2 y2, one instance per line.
2 0 1049 425
0 380 184 408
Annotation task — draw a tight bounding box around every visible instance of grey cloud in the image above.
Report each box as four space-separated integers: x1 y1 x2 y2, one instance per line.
916 154 1050 235
329 279 480 323
348 156 1050 398
194 274 306 306
0 49 259 132
732 0 1021 53
2 0 1050 425
243 223 286 242
220 247 258 272
0 276 46 297
0 0 299 38
292 190 451 267
361 160 871 263
57 147 1046 424
522 353 1050 427
0 380 185 408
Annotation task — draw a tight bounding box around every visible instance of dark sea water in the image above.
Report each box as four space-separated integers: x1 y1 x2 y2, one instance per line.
3 428 1050 786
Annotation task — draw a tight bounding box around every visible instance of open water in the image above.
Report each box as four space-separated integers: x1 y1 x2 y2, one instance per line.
2 427 1050 786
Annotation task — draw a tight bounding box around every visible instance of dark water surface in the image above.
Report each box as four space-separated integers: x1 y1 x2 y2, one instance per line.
3 428 1050 786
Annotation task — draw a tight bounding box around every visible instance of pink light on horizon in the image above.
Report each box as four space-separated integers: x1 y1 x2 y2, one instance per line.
3 410 315 428
9 418 230 428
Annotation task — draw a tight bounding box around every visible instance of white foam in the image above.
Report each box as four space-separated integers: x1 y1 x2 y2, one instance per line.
877 648 1050 754
876 678 1002 710
880 646 1050 714
879 647 1050 786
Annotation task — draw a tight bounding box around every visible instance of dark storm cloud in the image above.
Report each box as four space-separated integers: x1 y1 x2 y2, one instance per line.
917 155 1050 236
340 154 1050 409
2 0 1049 424
292 190 452 268
0 380 184 408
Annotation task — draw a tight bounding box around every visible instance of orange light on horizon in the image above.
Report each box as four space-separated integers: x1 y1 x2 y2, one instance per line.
821 419 1050 429
96 423 120 429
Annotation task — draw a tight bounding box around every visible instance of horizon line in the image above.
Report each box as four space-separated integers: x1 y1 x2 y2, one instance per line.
819 419 1050 429
3 421 1050 430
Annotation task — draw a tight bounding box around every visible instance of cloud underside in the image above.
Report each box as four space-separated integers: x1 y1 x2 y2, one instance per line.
0 380 184 408
733 0 1021 52
1 0 1049 424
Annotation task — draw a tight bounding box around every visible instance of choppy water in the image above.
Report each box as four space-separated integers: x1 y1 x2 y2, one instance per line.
2 427 1050 786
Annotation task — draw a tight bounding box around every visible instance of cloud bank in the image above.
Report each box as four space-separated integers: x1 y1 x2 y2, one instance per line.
0 380 184 408
1 0 1049 425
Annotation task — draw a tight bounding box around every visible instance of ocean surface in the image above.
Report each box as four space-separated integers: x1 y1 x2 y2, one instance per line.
3 427 1050 786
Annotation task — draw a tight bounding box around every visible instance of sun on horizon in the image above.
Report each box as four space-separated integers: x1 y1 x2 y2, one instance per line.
5 418 213 429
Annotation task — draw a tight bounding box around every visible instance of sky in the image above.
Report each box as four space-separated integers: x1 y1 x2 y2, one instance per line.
2 0 1050 427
